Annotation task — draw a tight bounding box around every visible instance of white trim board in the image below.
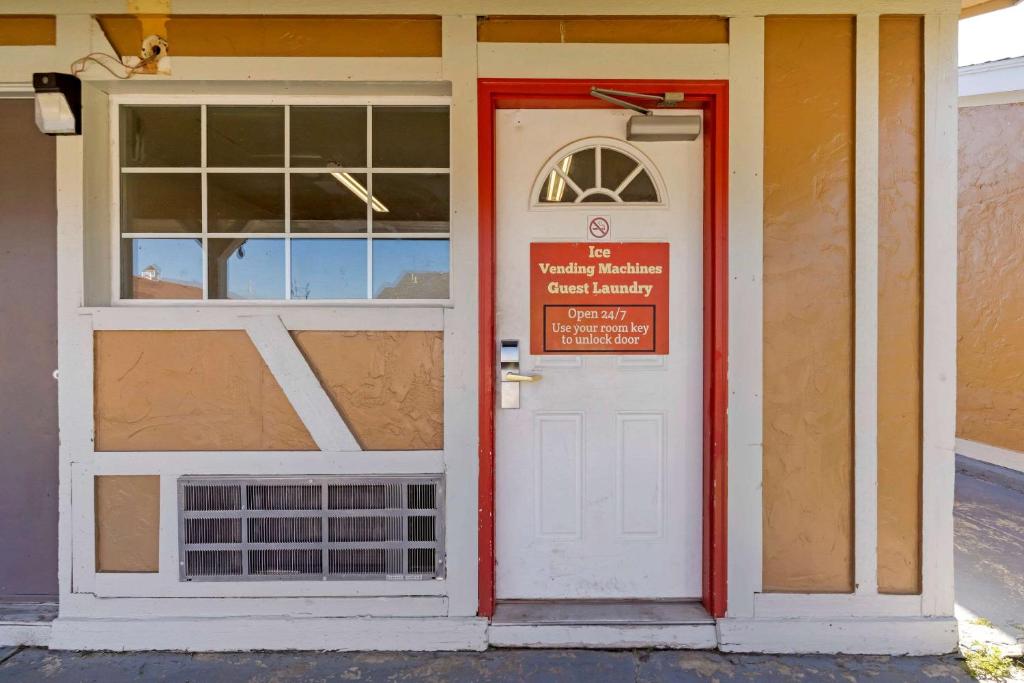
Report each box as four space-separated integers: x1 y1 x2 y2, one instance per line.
87 307 445 331
717 616 958 655
59 594 446 620
725 15 765 620
853 12 881 597
959 55 1024 98
956 438 1024 473
243 315 362 451
753 593 922 618
0 1 964 15
478 43 728 79
919 11 959 619
49 616 488 652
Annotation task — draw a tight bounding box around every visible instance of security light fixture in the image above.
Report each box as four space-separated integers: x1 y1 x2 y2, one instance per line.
32 72 81 135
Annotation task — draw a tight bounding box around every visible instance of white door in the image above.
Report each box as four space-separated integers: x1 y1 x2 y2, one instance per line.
495 108 704 600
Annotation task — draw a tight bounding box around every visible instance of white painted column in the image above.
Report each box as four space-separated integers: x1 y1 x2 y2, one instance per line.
725 15 765 619
54 13 95 607
920 11 959 618
441 14 481 618
853 12 880 597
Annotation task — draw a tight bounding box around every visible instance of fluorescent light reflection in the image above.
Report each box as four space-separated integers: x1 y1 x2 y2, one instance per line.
331 172 389 213
545 154 574 202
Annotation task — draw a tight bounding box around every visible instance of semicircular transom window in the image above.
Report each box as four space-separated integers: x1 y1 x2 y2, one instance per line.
535 143 661 205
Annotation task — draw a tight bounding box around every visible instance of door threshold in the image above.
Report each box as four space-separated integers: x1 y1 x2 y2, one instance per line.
489 600 716 649
492 599 714 626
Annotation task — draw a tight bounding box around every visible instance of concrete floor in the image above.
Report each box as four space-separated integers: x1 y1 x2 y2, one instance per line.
955 456 1024 656
0 647 975 682
0 461 1020 681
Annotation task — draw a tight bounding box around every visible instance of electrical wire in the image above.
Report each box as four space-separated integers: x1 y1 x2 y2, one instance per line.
70 52 157 79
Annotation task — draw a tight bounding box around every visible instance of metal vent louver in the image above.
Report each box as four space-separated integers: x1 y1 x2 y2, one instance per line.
178 476 444 581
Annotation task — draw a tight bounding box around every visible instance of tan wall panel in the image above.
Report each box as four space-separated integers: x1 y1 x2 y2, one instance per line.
94 331 315 452
0 16 55 46
763 16 855 593
292 332 443 451
958 102 1024 453
877 15 924 595
477 16 728 43
95 475 159 573
96 15 442 58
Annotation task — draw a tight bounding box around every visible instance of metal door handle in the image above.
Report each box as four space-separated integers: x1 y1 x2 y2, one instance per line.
504 372 541 383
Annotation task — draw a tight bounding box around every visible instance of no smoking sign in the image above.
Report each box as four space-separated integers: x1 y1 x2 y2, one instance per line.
587 215 610 241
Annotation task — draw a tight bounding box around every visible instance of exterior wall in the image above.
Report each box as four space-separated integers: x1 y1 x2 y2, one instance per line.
94 331 316 452
0 99 59 600
293 331 444 451
957 101 1024 454
762 15 855 594
94 475 159 573
0 0 960 655
877 15 924 595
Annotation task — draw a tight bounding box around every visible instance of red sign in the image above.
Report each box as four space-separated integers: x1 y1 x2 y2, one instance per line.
530 242 669 354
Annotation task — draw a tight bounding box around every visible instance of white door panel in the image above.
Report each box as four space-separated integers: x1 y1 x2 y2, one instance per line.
495 109 703 599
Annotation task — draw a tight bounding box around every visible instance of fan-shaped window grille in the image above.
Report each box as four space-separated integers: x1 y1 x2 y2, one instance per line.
535 142 661 205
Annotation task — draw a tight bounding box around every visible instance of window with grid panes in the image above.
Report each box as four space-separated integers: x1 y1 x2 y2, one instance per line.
118 104 450 301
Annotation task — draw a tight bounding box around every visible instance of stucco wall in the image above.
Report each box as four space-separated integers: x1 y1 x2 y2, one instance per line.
293 331 444 451
94 330 444 452
958 102 1024 454
877 15 924 595
94 475 160 572
763 15 856 593
94 330 317 451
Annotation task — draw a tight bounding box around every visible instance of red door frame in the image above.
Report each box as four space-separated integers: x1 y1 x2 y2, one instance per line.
477 78 729 619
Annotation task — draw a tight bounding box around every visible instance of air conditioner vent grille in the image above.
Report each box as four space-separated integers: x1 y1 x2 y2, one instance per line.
178 476 444 582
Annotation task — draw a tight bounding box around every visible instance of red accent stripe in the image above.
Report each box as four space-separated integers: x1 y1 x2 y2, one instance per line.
477 79 729 619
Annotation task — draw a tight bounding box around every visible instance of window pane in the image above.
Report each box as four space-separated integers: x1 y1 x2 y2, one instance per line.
120 106 200 167
208 238 284 300
208 173 284 233
562 147 596 191
372 106 449 168
370 174 449 233
620 170 659 203
290 106 366 168
121 173 201 233
290 173 368 233
290 239 367 300
121 238 203 299
600 148 640 191
207 106 284 167
372 239 449 299
537 170 579 204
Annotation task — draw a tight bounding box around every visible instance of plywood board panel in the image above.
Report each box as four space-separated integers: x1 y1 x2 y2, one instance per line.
877 14 924 595
763 15 855 593
0 16 55 45
94 330 315 451
96 15 441 58
292 331 443 451
94 475 159 573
